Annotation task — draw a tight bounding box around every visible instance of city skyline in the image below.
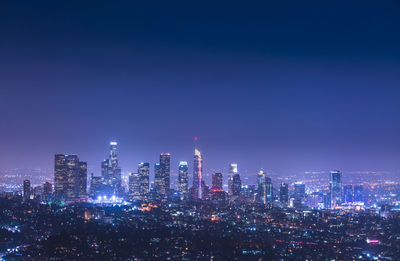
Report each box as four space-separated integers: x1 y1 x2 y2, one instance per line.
1 2 400 260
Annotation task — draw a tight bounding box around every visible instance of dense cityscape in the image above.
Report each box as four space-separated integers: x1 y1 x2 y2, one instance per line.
2 1 400 260
0 141 399 260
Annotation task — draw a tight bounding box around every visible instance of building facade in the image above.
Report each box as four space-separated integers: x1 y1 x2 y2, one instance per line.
329 170 342 208
54 154 87 201
178 161 189 200
138 162 150 201
228 163 238 196
193 149 203 199
280 183 289 205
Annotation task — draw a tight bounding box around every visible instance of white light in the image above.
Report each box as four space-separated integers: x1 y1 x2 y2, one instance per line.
110 142 118 146
103 195 107 200
97 196 101 201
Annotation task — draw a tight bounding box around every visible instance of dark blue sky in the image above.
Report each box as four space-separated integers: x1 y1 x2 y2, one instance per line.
1 1 399 176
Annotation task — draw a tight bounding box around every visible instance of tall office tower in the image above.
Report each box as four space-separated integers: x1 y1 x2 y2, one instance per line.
109 141 118 169
232 173 242 197
323 192 331 209
212 173 223 191
329 170 342 208
54 154 87 201
90 174 104 199
265 177 273 202
280 183 289 205
294 182 306 199
257 170 266 204
353 185 363 202
154 163 163 199
193 149 203 199
77 161 87 199
138 162 150 201
128 173 141 200
228 163 238 196
101 159 110 178
201 180 210 200
178 161 189 200
23 179 31 201
293 182 305 208
108 142 122 194
343 185 353 203
43 182 52 202
154 153 171 199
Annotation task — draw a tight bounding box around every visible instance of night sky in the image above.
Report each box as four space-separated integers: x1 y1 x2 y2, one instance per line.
1 1 399 176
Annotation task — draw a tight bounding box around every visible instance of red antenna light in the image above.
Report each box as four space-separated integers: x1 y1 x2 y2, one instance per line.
194 137 198 141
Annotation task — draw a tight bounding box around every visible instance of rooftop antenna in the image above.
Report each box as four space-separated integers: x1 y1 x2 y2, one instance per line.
194 136 198 150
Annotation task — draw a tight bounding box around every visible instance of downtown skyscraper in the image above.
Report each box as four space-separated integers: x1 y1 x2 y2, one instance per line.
232 173 242 197
178 161 189 200
192 149 203 199
330 170 342 208
343 185 353 203
129 173 141 200
256 170 273 204
228 163 238 196
23 179 31 201
155 153 170 200
101 142 122 195
54 154 87 201
212 173 223 191
138 162 150 201
280 183 289 205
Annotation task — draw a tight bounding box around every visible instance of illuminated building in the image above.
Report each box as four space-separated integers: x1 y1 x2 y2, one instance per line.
178 161 189 200
43 181 52 202
228 163 238 196
329 170 342 208
90 174 104 199
343 185 353 203
211 172 225 202
99 142 122 196
201 180 210 200
232 173 241 197
154 163 162 199
265 177 273 202
256 170 273 204
193 149 203 199
154 153 170 199
77 161 87 199
294 182 305 199
280 183 289 205
256 170 266 204
23 179 31 201
293 182 305 208
109 142 118 169
54 154 87 201
354 185 363 202
138 162 150 201
109 142 122 195
241 184 256 200
101 159 110 178
212 172 223 191
129 173 141 200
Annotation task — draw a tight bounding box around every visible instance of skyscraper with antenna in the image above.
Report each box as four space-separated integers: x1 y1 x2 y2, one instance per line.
193 137 203 199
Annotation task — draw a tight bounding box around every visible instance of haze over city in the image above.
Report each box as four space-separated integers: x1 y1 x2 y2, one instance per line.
1 1 399 176
2 1 400 260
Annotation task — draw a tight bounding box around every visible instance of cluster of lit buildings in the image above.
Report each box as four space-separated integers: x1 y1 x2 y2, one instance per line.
17 142 363 209
5 141 400 260
19 142 368 211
